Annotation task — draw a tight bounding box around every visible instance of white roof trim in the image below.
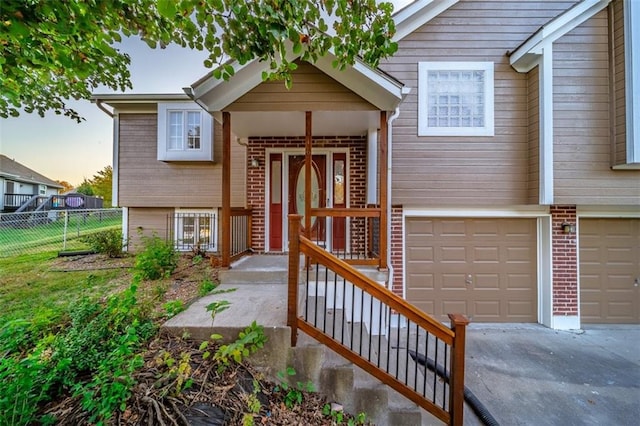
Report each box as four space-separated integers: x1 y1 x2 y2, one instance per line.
393 0 458 41
510 0 612 72
187 50 405 112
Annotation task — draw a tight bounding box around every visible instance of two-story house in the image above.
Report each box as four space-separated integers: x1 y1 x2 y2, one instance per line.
94 0 639 330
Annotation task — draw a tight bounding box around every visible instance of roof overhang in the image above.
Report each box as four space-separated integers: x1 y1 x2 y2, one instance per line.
509 0 612 72
186 51 406 113
90 93 191 113
392 0 458 41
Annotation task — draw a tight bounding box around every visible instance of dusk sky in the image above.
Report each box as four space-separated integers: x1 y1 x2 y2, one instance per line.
0 37 208 186
0 1 411 186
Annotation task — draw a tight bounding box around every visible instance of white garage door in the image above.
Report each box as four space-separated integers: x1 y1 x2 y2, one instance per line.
580 218 640 324
406 218 537 322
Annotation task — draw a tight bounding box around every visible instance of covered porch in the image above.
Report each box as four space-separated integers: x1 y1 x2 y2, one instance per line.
187 56 407 270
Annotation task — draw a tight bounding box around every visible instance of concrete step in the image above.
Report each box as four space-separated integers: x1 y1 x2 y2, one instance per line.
218 268 288 285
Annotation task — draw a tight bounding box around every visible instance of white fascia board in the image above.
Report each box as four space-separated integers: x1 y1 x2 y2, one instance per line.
314 55 404 110
393 0 459 41
91 93 190 104
510 0 611 73
402 206 549 218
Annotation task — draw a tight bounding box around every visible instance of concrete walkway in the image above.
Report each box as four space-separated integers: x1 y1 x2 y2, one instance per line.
464 324 640 426
164 255 639 425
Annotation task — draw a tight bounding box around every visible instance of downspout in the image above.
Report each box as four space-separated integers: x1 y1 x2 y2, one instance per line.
385 106 401 290
95 100 114 118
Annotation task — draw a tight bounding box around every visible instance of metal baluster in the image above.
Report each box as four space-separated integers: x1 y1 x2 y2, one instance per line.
432 338 439 404
367 293 374 362
405 319 411 384
414 325 420 391
322 263 328 333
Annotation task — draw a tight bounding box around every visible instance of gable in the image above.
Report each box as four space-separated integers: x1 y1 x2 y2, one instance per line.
226 61 377 112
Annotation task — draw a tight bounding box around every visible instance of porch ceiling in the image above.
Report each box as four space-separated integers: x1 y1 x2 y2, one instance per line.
217 110 381 138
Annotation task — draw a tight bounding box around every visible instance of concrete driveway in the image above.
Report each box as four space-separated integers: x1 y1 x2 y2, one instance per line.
463 324 640 426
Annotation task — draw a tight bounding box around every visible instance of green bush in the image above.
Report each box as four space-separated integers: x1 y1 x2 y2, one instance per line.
134 233 178 280
0 285 155 425
82 229 126 258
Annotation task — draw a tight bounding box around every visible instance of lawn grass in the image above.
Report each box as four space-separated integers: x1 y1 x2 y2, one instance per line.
0 251 127 324
0 211 121 257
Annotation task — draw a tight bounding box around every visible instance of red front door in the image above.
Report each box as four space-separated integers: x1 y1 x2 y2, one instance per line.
269 153 283 250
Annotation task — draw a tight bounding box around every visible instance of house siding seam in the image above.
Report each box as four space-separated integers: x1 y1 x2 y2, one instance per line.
551 205 578 316
390 205 404 297
245 136 367 253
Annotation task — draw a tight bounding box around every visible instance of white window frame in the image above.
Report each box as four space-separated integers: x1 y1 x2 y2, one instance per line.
157 102 213 161
173 209 218 252
418 62 495 137
38 184 47 195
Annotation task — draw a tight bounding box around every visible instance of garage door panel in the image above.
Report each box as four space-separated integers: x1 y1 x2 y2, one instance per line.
473 247 499 262
406 218 537 322
439 220 467 236
440 246 467 262
475 274 500 289
506 274 534 289
579 218 639 324
441 274 467 290
407 274 434 290
506 247 533 262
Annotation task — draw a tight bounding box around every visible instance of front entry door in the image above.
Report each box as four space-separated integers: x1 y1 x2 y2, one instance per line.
288 155 326 243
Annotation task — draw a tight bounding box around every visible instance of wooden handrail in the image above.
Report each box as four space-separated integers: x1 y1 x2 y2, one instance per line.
299 234 454 343
288 214 468 425
310 207 381 218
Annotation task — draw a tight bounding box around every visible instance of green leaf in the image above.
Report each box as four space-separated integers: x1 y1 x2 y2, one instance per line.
157 0 177 18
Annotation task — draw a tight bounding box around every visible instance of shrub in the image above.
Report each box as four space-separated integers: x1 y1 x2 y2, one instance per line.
134 233 178 280
82 229 126 258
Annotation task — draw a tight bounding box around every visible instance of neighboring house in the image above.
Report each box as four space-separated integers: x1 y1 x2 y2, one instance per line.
94 0 639 329
0 154 63 212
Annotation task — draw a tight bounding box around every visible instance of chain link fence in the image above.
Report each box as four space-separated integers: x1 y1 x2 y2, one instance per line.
0 209 123 258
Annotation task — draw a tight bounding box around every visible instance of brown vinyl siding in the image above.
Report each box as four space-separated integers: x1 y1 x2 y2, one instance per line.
527 66 540 204
127 207 173 251
227 61 376 112
610 0 627 166
117 114 246 208
553 9 640 205
381 0 577 207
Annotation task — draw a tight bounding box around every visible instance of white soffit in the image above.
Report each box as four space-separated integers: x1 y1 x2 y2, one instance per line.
393 0 458 41
510 0 612 72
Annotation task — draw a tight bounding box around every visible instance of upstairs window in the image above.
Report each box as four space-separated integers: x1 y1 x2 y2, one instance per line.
38 184 46 195
418 62 494 137
168 111 201 150
158 102 213 161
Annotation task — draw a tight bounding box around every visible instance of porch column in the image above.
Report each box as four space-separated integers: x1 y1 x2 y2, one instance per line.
379 111 388 270
221 111 231 268
304 111 312 239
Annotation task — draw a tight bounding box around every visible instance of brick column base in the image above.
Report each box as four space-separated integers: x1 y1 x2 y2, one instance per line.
390 205 404 297
551 205 579 329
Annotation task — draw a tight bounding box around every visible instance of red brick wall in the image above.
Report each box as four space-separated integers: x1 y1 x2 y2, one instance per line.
390 205 404 296
246 136 367 253
551 205 578 315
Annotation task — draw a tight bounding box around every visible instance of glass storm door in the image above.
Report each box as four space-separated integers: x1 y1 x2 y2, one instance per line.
288 155 326 243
